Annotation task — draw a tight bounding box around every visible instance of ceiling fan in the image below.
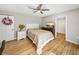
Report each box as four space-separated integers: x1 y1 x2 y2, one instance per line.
28 4 50 14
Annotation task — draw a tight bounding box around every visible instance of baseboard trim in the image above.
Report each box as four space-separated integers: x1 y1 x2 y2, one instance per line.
6 39 17 43
66 39 79 45
57 33 65 35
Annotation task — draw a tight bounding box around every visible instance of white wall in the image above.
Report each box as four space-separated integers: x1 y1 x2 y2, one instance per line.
0 15 14 42
42 15 55 27
56 16 66 34
14 14 42 31
66 9 79 44
42 15 66 34
0 10 42 39
54 9 79 44
42 9 79 44
0 10 42 30
1 9 79 44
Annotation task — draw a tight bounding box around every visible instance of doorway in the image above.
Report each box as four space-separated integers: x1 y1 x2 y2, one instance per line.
55 16 66 40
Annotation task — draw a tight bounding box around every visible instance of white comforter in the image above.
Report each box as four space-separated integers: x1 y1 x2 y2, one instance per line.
28 29 54 47
27 29 54 54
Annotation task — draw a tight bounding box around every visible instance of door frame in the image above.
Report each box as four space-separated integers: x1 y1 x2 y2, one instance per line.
55 16 67 40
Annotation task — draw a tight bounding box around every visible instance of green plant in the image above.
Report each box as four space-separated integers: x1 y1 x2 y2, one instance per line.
19 24 25 31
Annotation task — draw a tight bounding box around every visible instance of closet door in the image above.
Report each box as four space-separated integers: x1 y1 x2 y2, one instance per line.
0 15 14 42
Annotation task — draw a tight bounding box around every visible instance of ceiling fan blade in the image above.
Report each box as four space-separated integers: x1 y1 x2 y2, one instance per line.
28 7 37 10
36 4 42 10
28 7 40 10
33 10 38 13
28 7 34 9
39 4 42 7
41 9 50 11
40 11 43 14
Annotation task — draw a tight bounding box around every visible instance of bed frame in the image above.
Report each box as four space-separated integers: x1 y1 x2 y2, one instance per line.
26 24 55 55
26 24 55 37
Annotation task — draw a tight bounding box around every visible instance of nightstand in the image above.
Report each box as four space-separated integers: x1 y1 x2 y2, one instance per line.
41 26 55 37
16 30 26 40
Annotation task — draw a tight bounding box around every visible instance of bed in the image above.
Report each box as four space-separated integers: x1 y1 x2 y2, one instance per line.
26 24 54 54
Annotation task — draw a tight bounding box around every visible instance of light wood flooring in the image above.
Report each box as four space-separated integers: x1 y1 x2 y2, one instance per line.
2 33 79 55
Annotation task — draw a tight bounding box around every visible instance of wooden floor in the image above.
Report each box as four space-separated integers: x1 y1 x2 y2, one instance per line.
2 33 79 55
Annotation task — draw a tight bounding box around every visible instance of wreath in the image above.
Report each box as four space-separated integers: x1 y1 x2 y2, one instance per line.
2 16 13 25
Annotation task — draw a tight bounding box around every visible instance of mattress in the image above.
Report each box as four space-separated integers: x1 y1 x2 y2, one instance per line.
27 29 54 48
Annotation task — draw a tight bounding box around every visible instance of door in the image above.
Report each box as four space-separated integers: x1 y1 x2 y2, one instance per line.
0 15 14 42
55 16 66 40
56 17 66 34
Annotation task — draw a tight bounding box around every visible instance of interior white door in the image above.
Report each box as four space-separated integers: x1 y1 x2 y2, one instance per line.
0 15 14 42
56 16 66 34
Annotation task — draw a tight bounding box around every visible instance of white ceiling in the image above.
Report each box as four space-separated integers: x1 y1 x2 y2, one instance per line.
0 4 79 17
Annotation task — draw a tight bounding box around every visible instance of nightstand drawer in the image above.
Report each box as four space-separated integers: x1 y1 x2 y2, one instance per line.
17 31 26 40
